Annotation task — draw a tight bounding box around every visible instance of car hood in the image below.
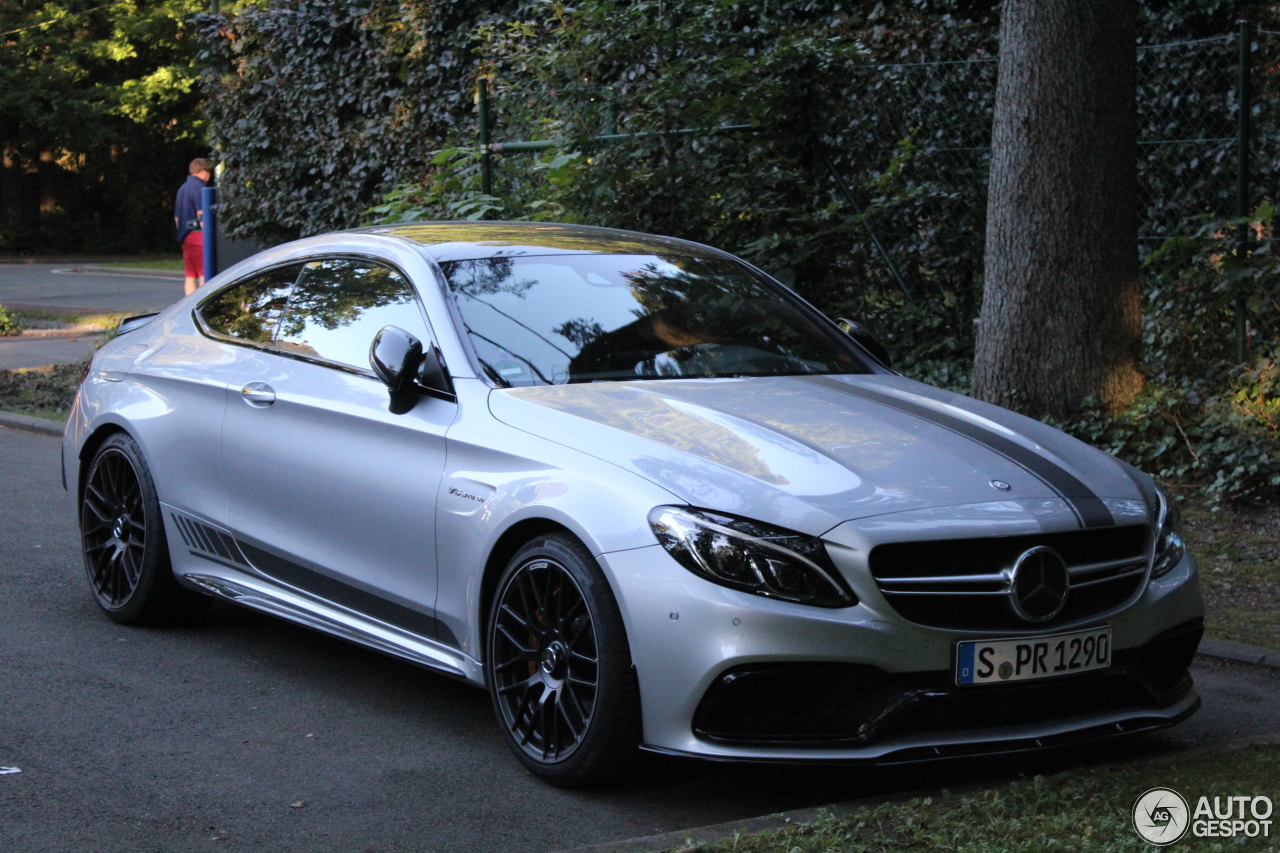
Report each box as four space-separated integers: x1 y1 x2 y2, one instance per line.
488 374 1148 536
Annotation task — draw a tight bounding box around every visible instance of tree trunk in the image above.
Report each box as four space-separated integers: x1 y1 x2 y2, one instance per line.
973 0 1142 417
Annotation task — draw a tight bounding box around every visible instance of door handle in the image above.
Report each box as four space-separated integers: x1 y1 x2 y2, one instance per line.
240 382 276 407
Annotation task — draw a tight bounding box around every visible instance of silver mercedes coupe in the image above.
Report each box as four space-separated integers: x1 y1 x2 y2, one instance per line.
63 222 1204 786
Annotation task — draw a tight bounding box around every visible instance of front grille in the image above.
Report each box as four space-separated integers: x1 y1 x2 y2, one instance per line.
869 525 1149 630
692 618 1201 747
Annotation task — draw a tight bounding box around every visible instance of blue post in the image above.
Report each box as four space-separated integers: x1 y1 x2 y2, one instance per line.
201 185 218 281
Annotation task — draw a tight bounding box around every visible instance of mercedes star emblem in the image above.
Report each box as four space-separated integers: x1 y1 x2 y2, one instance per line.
1010 546 1070 622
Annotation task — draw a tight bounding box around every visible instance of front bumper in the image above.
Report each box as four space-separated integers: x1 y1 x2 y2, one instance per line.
599 540 1203 762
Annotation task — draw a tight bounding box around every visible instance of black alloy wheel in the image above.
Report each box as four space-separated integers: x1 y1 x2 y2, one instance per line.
80 433 207 625
487 534 640 787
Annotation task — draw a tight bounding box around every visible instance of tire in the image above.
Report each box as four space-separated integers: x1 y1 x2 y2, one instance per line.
486 533 642 787
80 432 208 625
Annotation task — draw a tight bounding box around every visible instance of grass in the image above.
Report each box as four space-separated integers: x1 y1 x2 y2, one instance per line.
692 744 1280 853
1182 501 1280 651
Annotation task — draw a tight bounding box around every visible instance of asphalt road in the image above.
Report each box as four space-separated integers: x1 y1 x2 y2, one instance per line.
2 426 1279 853
0 263 185 370
0 263 184 316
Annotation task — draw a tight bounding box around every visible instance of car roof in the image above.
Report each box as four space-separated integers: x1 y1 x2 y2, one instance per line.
357 221 727 263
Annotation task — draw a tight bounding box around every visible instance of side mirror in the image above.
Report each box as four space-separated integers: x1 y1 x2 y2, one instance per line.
370 325 450 413
836 317 892 368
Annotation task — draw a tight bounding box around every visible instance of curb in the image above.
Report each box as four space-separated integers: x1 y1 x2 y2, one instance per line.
549 732 1280 853
0 410 64 437
1197 638 1280 669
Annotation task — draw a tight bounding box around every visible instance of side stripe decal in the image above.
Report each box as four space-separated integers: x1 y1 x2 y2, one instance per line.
804 377 1114 529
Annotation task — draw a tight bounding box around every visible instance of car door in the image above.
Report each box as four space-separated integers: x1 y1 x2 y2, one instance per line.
131 262 302 527
220 256 457 644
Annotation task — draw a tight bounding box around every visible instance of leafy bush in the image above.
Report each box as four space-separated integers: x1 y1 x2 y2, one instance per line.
1051 205 1280 505
0 305 20 337
362 145 584 224
196 0 517 244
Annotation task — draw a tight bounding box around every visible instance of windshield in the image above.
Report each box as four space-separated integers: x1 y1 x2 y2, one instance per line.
439 253 868 386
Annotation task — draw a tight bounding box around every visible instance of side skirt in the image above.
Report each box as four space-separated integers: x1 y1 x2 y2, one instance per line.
161 505 482 685
182 569 484 685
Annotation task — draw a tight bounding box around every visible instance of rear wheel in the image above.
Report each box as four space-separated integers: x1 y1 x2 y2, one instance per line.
80 433 207 625
487 533 641 787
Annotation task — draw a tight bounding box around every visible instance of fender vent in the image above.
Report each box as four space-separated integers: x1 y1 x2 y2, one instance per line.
171 513 249 567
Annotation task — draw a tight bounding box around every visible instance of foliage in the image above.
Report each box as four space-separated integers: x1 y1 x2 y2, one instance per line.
195 0 517 245
694 744 1280 852
457 0 1000 383
0 0 210 253
1051 205 1280 506
364 147 506 224
0 303 19 336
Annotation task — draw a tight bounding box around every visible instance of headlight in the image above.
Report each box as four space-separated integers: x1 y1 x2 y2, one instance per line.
1151 487 1185 579
647 506 856 607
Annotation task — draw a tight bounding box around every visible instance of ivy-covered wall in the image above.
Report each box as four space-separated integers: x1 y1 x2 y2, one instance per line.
196 0 514 245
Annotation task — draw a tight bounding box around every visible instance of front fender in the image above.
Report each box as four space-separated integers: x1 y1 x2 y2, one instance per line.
436 379 682 662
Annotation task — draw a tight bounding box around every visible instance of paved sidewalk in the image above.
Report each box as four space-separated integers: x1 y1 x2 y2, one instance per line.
0 335 100 371
72 264 184 280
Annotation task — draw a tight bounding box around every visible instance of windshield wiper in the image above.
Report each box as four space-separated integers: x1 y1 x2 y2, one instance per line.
476 357 512 388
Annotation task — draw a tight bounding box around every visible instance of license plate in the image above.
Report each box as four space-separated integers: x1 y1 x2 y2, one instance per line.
955 626 1111 686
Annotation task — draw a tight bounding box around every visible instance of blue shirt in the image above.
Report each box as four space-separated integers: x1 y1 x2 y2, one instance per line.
174 174 207 243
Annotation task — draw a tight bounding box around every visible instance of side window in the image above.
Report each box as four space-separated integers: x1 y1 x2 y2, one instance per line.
198 264 301 344
273 258 430 371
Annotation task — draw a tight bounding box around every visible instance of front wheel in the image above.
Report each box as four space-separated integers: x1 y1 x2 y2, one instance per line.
486 533 641 787
80 432 208 625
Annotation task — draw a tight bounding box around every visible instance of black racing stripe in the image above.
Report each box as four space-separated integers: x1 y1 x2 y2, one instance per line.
214 529 248 566
202 523 234 561
189 549 249 574
805 377 1114 528
237 541 455 648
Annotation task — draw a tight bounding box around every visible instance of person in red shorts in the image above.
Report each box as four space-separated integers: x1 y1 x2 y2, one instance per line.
174 158 213 295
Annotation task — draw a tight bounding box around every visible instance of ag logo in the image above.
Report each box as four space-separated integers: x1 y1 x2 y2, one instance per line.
1133 787 1190 845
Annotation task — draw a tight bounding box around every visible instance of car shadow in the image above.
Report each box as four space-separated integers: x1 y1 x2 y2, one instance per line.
184 598 1199 817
